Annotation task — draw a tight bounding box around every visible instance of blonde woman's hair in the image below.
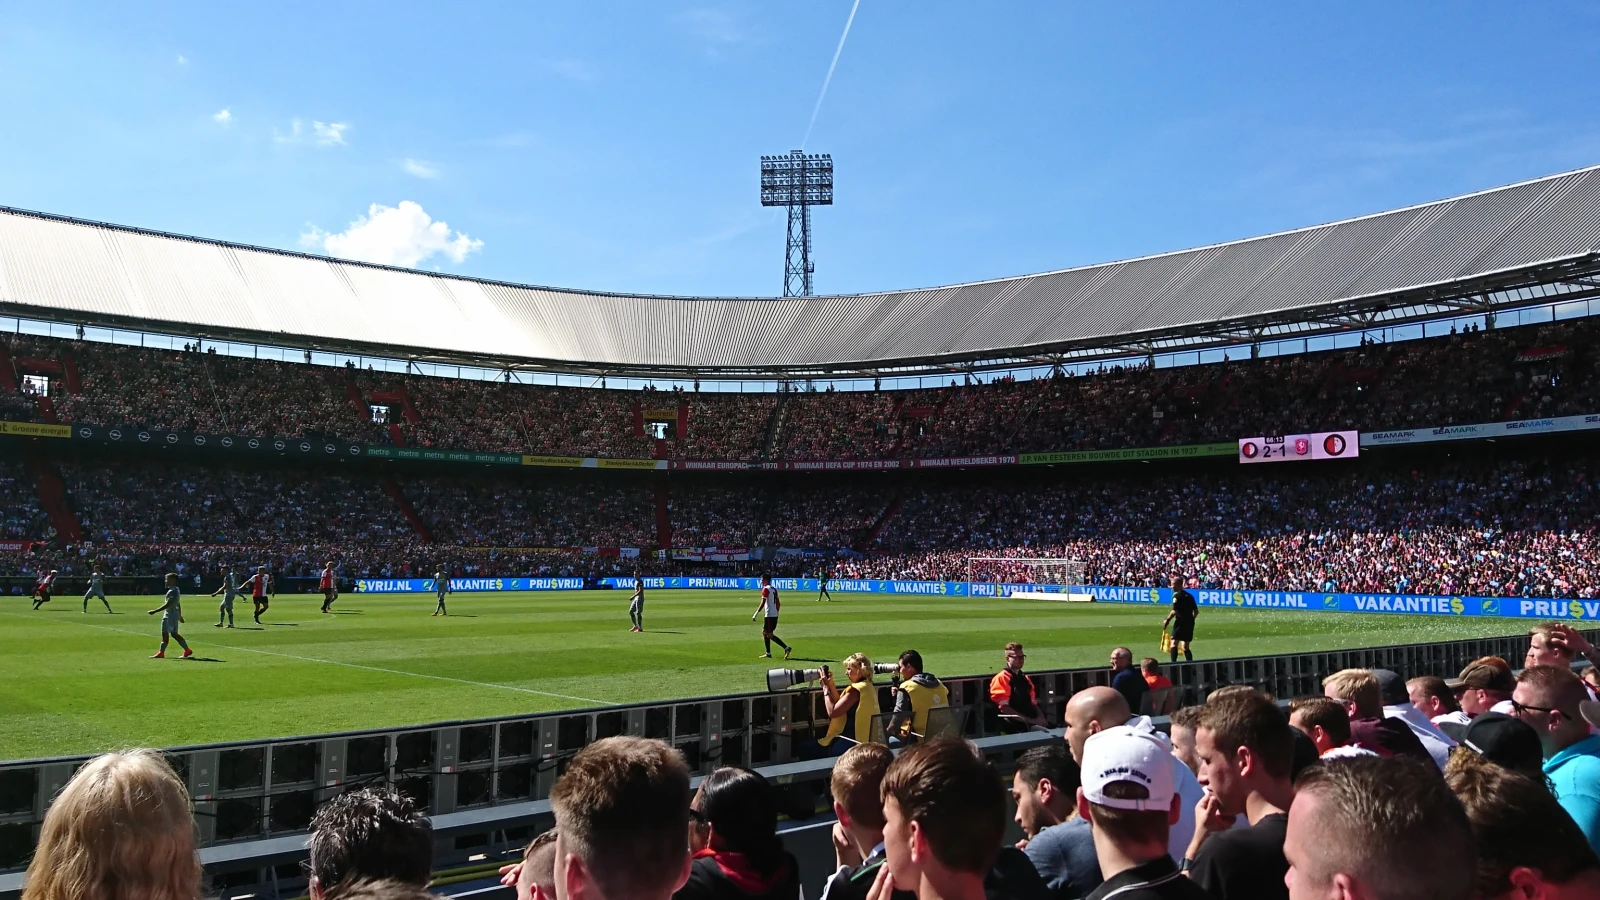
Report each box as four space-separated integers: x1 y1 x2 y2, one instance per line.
844 652 872 678
23 749 200 900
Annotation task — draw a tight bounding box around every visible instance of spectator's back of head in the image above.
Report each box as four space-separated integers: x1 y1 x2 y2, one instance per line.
881 737 1005 878
1139 657 1160 676
1287 757 1475 900
322 879 437 900
309 785 433 896
22 749 200 900
1204 684 1260 704
1451 713 1545 780
832 742 894 830
1446 752 1600 899
549 736 691 900
1323 668 1382 718
1063 685 1131 764
518 830 560 900
695 766 782 866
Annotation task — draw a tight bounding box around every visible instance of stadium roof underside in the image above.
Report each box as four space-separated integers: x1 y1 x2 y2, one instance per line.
1 166 1599 380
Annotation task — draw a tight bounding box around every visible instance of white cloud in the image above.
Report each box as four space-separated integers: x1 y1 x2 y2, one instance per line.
300 201 483 268
212 108 232 125
677 8 749 49
313 121 348 145
275 119 349 146
401 158 439 179
177 55 188 65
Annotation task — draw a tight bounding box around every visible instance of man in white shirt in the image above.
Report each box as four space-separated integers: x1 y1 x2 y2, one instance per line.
1374 669 1454 769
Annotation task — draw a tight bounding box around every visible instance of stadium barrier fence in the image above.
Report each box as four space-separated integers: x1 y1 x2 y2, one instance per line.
2 626 1588 891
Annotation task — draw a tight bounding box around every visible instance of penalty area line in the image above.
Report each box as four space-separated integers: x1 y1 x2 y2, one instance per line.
1 611 607 706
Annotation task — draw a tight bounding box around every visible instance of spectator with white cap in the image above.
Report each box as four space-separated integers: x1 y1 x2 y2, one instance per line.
1074 721 1210 900
1062 687 1202 866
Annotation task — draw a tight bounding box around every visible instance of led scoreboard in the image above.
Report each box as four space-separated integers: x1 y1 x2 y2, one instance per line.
1238 430 1359 464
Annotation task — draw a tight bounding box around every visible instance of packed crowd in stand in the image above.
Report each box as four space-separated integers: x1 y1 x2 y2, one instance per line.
58 459 414 547
0 450 1595 599
403 473 654 548
856 457 1600 596
8 317 1599 462
0 457 53 540
19 627 1600 900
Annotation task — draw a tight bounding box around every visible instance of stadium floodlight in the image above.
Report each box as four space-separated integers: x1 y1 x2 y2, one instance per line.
760 151 833 297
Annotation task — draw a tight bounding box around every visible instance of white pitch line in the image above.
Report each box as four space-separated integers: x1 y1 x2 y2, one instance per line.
3 611 607 706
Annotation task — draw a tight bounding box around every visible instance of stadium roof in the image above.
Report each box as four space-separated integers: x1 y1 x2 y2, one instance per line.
2 165 1599 379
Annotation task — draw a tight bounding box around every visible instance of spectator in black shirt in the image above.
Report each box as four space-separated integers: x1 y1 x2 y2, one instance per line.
1183 691 1296 900
1075 723 1210 900
1286 757 1474 900
1162 577 1197 664
1109 647 1149 715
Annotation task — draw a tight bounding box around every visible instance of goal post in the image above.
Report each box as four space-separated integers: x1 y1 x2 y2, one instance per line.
964 557 1091 602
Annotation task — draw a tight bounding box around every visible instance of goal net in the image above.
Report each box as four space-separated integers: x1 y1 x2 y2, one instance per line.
965 557 1090 602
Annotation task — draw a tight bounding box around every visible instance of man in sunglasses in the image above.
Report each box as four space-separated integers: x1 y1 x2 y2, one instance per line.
1511 665 1600 855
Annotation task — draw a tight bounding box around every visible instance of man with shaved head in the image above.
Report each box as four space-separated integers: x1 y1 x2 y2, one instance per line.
1063 686 1201 864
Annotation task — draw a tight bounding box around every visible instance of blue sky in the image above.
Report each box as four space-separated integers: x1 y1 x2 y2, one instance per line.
2 2 1598 300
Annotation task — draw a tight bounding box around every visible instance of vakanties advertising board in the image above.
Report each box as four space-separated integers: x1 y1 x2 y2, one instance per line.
354 577 1600 622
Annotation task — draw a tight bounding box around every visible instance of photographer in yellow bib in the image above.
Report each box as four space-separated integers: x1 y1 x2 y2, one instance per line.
888 649 950 747
800 653 882 760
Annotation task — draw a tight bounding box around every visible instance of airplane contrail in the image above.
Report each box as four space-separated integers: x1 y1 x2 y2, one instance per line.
802 0 862 149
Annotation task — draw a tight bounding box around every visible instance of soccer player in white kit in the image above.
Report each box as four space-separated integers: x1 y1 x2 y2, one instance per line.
82 565 112 613
751 575 792 659
148 573 193 659
211 565 242 628
432 567 451 616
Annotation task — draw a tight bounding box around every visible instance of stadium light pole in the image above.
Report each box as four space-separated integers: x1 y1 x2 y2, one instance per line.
760 151 833 297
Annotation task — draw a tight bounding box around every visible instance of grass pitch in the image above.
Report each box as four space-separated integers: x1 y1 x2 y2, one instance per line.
0 588 1527 760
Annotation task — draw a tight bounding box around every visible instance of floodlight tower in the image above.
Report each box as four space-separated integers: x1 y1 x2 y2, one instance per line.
760 151 833 297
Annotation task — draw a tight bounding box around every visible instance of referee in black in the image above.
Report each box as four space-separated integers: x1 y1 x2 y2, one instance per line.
1162 575 1197 663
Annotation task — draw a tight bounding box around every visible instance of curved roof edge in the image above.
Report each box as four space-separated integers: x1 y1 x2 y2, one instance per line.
1 164 1598 378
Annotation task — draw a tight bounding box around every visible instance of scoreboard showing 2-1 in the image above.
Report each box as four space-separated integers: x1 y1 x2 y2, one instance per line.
1238 430 1359 464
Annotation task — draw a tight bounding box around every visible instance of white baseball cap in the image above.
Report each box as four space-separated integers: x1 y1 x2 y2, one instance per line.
1080 717 1176 811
